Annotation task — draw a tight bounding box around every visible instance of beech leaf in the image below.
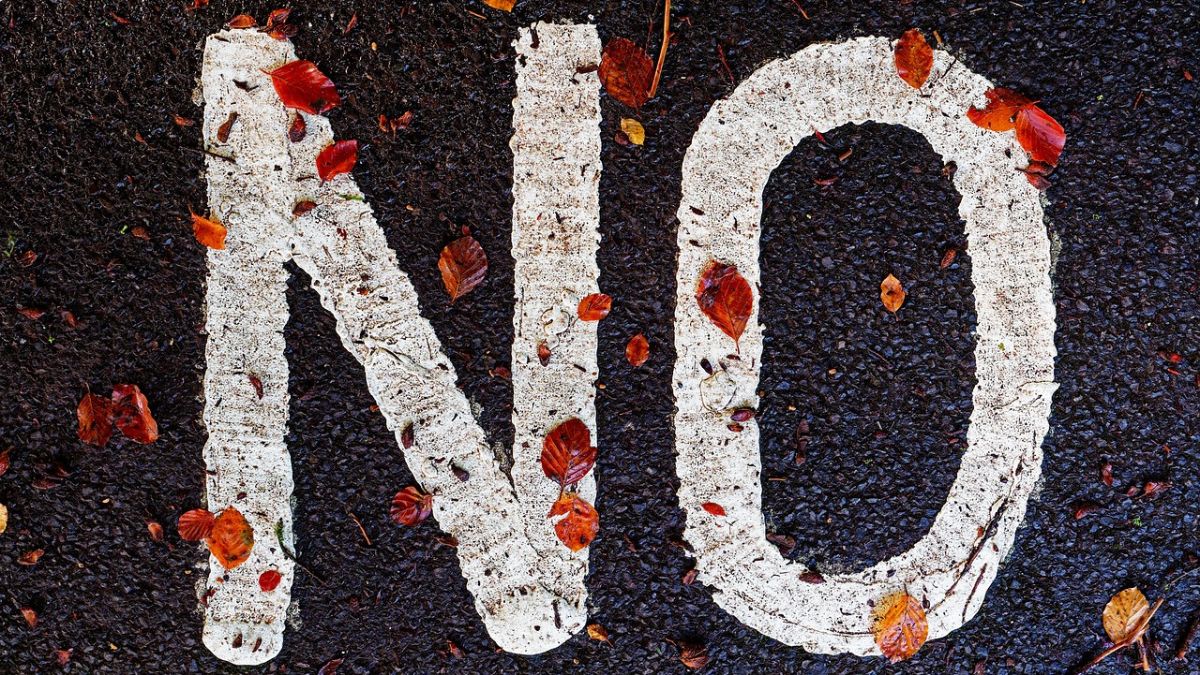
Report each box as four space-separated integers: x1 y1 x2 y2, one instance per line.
191 210 227 250
619 118 645 145
77 392 114 447
880 274 905 313
481 0 516 11
894 29 933 89
1103 587 1151 644
266 60 341 115
696 261 754 346
316 140 358 182
599 38 655 109
873 592 929 662
541 418 597 487
625 333 649 367
577 293 612 321
112 383 159 444
390 486 433 526
178 508 216 541
967 87 1033 132
1015 105 1066 166
438 235 488 302
259 569 282 592
548 491 599 551
207 507 254 570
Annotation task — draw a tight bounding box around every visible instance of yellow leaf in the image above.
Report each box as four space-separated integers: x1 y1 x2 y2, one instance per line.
620 118 645 145
0 503 8 535
880 274 905 313
873 592 928 662
1103 587 1150 643
481 0 515 11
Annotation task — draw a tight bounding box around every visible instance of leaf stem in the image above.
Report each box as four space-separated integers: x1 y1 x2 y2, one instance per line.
648 0 671 99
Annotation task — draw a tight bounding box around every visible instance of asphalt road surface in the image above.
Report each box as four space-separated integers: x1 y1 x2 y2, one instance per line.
1 1 1198 673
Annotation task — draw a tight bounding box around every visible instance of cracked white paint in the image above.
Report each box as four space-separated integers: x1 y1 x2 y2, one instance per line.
671 37 1057 655
199 22 600 664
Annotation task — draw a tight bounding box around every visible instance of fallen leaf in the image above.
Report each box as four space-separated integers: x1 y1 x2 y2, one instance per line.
873 592 929 662
173 114 195 127
146 520 164 542
191 210 227 250
401 423 414 449
438 235 488 302
1073 500 1101 520
178 509 215 541
894 29 933 89
799 570 826 584
259 569 282 592
316 140 358 181
577 293 612 321
390 486 433 526
1104 587 1150 644
263 8 297 40
216 111 237 143
18 548 44 566
1100 462 1113 487
207 507 254 570
696 261 753 346
541 418 597 487
226 14 256 28
1015 105 1066 166
625 333 649 367
701 501 726 516
682 568 698 585
446 640 465 659
77 393 114 447
0 448 10 477
0 503 8 535
599 38 655 109
880 274 905 313
378 111 414 133
288 114 307 142
537 341 552 366
940 248 957 269
16 306 44 320
619 118 645 145
54 649 71 666
548 491 599 551
293 200 317 217
481 0 516 11
967 87 1033 132
317 657 344 675
587 623 611 643
1142 480 1172 498
679 640 710 669
20 607 37 629
112 384 159 444
266 60 341 115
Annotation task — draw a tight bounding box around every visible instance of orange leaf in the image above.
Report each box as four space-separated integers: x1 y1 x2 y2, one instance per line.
226 13 256 29
577 293 612 321
191 210 227 250
701 501 726 516
625 333 649 367
541 418 597 487
599 38 655 109
178 508 216 541
967 87 1032 132
1015 105 1066 166
696 261 754 346
481 0 516 11
548 492 598 551
112 384 159 444
894 29 933 89
438 235 488 301
873 592 929 662
77 392 114 447
20 607 37 629
147 520 165 542
259 569 282 592
207 507 254 570
1103 587 1151 643
390 486 433 526
880 274 905 313
266 60 341 115
316 140 358 181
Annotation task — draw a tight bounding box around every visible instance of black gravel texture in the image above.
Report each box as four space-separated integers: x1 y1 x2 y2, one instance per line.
1 1 1198 673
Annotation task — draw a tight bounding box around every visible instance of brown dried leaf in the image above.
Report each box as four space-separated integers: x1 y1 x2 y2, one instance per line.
577 293 612 321
894 29 933 89
112 383 159 444
146 520 164 542
696 261 754 346
541 418 597 487
873 592 929 662
599 38 654 109
18 548 44 566
548 491 599 551
679 640 710 670
20 607 37 629
625 333 649 367
587 623 611 643
438 235 488 302
77 393 114 447
1103 587 1150 644
880 274 905 313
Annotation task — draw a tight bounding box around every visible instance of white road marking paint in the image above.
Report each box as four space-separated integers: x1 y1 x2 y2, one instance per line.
671 36 1057 655
199 23 600 664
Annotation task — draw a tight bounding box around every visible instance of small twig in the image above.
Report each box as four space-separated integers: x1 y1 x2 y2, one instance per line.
648 0 671 99
789 0 810 20
1070 598 1164 674
1175 608 1200 661
715 43 734 84
347 509 372 546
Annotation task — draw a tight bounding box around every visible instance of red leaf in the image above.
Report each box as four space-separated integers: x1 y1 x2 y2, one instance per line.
316 140 358 181
438 235 488 302
226 14 256 29
112 384 159 444
18 548 44 565
967 87 1033 132
701 501 726 516
599 38 655 109
16 306 45 320
178 509 216 541
894 29 933 89
548 492 599 551
577 293 612 321
20 607 37 629
207 507 254 570
625 333 649 367
696 261 754 346
216 111 237 143
293 200 317 217
77 393 114 447
541 418 597 487
147 520 164 542
191 210 227 250
390 486 433 526
0 447 9 477
1015 105 1066 166
537 341 552 366
288 114 306 142
266 60 341 115
265 8 291 28
1100 462 1114 487
259 569 282 592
